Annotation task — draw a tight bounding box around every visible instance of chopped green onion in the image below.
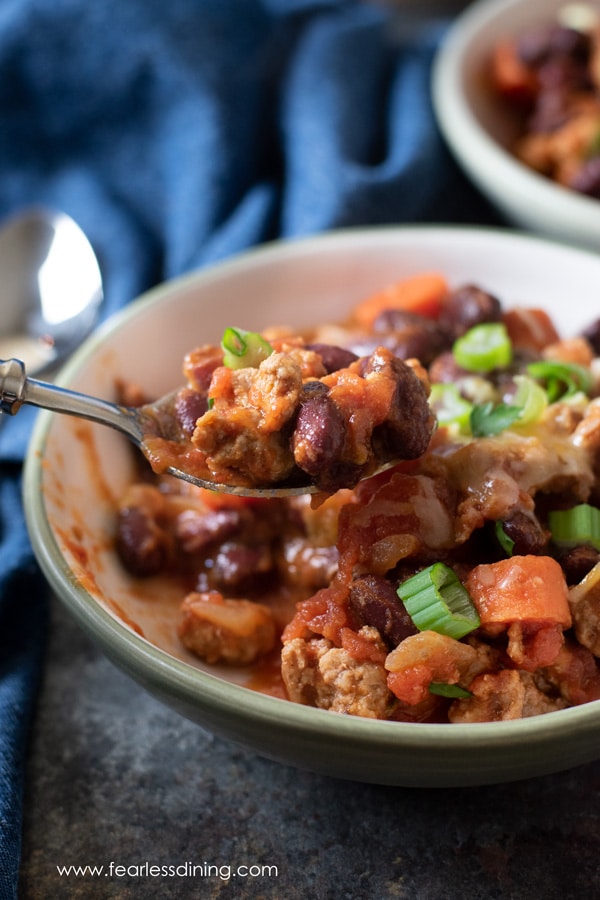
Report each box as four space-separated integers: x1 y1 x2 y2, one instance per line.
221 327 273 370
397 562 480 640
511 374 548 425
453 323 513 373
549 503 600 550
495 521 515 556
470 401 522 437
429 383 473 432
527 360 592 403
429 683 473 699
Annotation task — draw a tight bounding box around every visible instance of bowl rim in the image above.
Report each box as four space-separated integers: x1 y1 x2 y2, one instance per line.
23 223 600 752
432 0 600 245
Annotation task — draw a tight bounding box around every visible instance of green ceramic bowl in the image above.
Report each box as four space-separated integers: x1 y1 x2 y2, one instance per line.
24 226 600 787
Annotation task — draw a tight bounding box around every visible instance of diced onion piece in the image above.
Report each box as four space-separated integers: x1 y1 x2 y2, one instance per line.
221 327 273 369
453 323 512 373
549 503 600 551
397 563 481 640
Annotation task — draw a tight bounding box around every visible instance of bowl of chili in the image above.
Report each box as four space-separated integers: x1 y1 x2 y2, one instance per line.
432 0 600 252
24 225 600 787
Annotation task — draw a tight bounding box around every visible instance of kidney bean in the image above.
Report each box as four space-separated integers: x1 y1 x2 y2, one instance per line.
437 284 502 341
208 541 274 590
348 574 417 649
428 351 469 384
365 351 433 459
175 507 242 554
498 510 549 556
557 545 600 585
305 343 358 373
291 391 346 478
116 505 170 577
174 387 209 434
372 310 451 365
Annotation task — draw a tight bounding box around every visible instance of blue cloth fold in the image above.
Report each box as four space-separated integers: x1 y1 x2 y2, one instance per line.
0 1 500 895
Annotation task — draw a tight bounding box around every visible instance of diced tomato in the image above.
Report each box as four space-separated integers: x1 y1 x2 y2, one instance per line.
385 630 480 706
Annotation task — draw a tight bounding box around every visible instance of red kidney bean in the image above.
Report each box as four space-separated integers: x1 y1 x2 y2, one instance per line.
348 574 417 648
305 343 358 373
116 506 170 577
371 310 451 365
175 507 243 554
437 284 502 341
364 351 433 459
208 541 274 590
428 351 469 384
291 391 346 478
498 510 549 556
174 387 209 434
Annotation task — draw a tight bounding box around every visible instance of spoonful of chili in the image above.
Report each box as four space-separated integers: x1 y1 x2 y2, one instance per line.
1 337 435 498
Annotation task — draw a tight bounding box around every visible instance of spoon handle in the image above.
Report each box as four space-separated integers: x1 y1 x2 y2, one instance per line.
0 358 143 444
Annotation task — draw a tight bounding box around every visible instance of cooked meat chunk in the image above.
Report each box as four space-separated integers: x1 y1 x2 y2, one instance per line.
191 351 304 484
448 669 567 723
281 629 393 718
178 591 276 665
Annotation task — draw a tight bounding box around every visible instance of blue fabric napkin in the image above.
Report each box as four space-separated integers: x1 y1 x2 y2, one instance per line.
0 0 500 894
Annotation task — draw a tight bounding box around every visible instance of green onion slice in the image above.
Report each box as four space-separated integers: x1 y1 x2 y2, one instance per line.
221 327 273 370
429 383 473 432
549 503 600 550
429 683 473 699
527 360 592 403
453 323 513 373
511 374 548 424
397 563 481 640
495 521 515 556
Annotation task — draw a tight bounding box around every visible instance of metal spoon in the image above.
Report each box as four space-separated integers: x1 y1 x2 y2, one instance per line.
0 207 103 376
0 358 323 498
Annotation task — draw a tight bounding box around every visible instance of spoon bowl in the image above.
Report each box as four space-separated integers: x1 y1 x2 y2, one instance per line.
0 208 103 375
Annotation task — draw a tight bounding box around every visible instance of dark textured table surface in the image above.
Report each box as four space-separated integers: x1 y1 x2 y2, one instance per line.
18 592 600 899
